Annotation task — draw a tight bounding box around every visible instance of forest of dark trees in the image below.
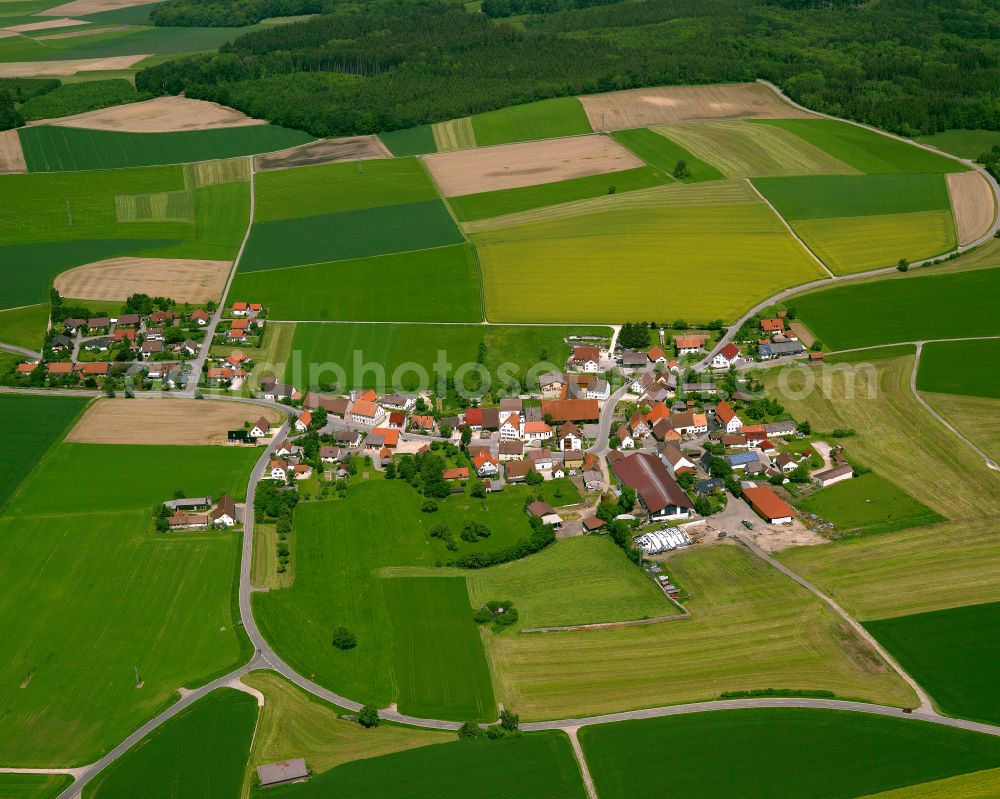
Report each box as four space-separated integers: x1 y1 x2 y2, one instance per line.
135 0 1000 140
150 0 329 26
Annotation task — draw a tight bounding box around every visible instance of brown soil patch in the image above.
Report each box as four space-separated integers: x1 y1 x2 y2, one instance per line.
33 96 265 132
424 134 643 197
0 54 147 77
0 129 26 174
744 522 826 553
254 135 391 171
36 25 129 40
578 83 815 132
947 171 996 246
788 320 816 347
0 18 89 37
36 0 159 16
55 257 232 304
67 399 283 445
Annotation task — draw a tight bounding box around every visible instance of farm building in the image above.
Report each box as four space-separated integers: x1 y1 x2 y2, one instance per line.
541 399 600 423
743 485 795 524
633 529 691 555
258 759 309 788
814 464 854 487
612 452 694 521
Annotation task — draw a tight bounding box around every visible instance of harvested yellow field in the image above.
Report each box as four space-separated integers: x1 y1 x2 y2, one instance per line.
431 117 476 152
67 399 282 445
0 129 26 174
55 256 231 304
184 157 251 188
578 82 814 132
857 768 1000 799
254 136 391 171
36 0 160 16
34 96 265 132
0 55 147 78
946 171 996 245
0 17 89 37
425 134 642 197
656 120 859 177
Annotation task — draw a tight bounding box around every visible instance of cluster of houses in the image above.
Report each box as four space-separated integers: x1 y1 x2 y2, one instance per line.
162 494 239 530
220 302 265 344
753 315 808 361
206 352 255 389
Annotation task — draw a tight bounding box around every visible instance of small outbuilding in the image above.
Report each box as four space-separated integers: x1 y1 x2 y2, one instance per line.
258 758 309 788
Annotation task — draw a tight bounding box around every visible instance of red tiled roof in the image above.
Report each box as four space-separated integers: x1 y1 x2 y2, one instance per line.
744 485 795 521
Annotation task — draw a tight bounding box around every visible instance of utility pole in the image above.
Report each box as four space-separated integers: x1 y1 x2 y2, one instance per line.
134 665 141 688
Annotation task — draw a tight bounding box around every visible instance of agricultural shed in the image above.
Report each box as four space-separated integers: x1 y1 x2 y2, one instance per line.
258 758 309 787
743 485 795 524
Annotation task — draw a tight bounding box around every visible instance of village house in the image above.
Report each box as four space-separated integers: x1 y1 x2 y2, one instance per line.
619 350 648 370
250 417 271 438
568 345 601 372
612 452 694 521
371 427 400 448
191 309 211 325
715 400 743 434
269 459 289 481
498 440 523 461
659 442 698 477
88 317 110 332
499 397 522 424
523 421 553 443
526 500 563 528
141 341 163 358
232 302 248 316
379 393 417 412
712 342 741 369
761 318 785 334
674 335 707 356
758 340 805 360
814 463 854 487
647 345 668 365
295 411 312 432
319 445 345 463
668 410 708 436
616 425 636 449
150 310 176 325
499 413 521 440
117 313 141 327
630 372 655 395
293 464 313 480
410 414 436 433
350 399 386 426
209 495 238 527
628 412 650 439
558 422 582 451
538 371 565 399
261 379 301 402
774 452 799 473
335 430 362 447
741 425 768 446
473 450 499 477
76 362 111 377
503 459 536 483
585 377 610 400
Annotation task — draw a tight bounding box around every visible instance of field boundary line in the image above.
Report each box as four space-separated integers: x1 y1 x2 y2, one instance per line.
744 177 833 278
564 727 599 799
521 609 689 633
826 334 1000 357
232 241 470 276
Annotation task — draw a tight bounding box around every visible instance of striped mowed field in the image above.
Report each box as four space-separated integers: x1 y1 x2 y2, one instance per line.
432 117 476 151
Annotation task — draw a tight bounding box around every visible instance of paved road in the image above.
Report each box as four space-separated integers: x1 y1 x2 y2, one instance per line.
0 341 42 359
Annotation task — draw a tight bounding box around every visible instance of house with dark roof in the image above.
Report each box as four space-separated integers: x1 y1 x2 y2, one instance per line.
611 452 694 521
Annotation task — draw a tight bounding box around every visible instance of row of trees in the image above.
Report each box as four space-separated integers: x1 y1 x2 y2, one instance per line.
151 0 328 26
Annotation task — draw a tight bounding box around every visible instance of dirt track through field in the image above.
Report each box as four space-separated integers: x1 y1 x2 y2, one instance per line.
578 83 815 132
0 54 147 77
67 399 282 445
425 134 643 197
947 171 996 246
32 96 265 132
254 135 390 171
36 0 159 16
0 129 26 174
55 257 232 304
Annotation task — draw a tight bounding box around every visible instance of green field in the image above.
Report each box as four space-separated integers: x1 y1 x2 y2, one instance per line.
752 119 968 174
378 124 437 156
796 473 945 537
482 544 914 720
470 96 592 147
255 733 587 799
240 200 464 271
0 774 72 799
865 602 1000 725
916 339 1000 398
448 166 667 222
283 322 607 389
610 127 724 182
579 709 1000 799
385 576 496 719
18 125 311 172
230 244 483 322
856 768 1000 799
921 392 1000 463
753 174 953 219
659 120 859 177
792 267 1000 350
84 689 258 799
0 394 88 511
472 180 824 323
253 157 439 222
0 302 48 351
916 129 1000 160
467 536 672 629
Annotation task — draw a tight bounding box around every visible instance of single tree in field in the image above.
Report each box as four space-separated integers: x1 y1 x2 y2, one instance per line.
897 258 909 272
673 160 690 179
358 704 379 728
331 627 357 650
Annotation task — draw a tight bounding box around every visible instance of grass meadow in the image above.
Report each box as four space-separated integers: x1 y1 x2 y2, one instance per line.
229 244 482 322
0 302 49 351
0 775 72 799
610 127 724 182
921 393 1000 463
472 181 824 323
448 166 667 222
915 129 1000 160
84 689 258 799
471 96 591 147
18 125 310 172
378 125 437 156
854 768 1000 799
240 200 463 271
864 602 1000 725
753 119 968 174
0 394 89 511
253 157 439 222
482 544 915 720
254 733 586 799
579 709 1000 799
796 473 945 538
466 536 672 629
753 174 952 219
791 267 1000 349
916 339 1000 398
385 576 496 720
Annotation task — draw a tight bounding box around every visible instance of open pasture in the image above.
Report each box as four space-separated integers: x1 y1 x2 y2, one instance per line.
84 688 258 799
472 180 825 323
35 95 266 132
0 775 72 799
253 134 391 171
424 134 643 197
578 709 1000 799
762 356 1000 521
916 129 1000 160
17 124 309 171
753 174 953 220
753 119 967 174
231 245 481 322
796 473 944 538
385 576 496 720
483 544 914 720
0 302 49 350
467 535 672 629
657 120 859 177
258 733 587 799
857 768 1000 799
55 255 231 304
791 266 1000 350
865 602 1000 725
578 82 813 131
471 95 591 147
377 124 437 157
916 339 1000 398
610 127 723 182
252 157 438 222
240 200 463 271
946 171 996 245
0 393 88 510
67 398 282 445
920 393 1000 462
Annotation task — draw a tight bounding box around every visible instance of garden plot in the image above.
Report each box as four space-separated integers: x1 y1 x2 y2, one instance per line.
54 256 231 304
